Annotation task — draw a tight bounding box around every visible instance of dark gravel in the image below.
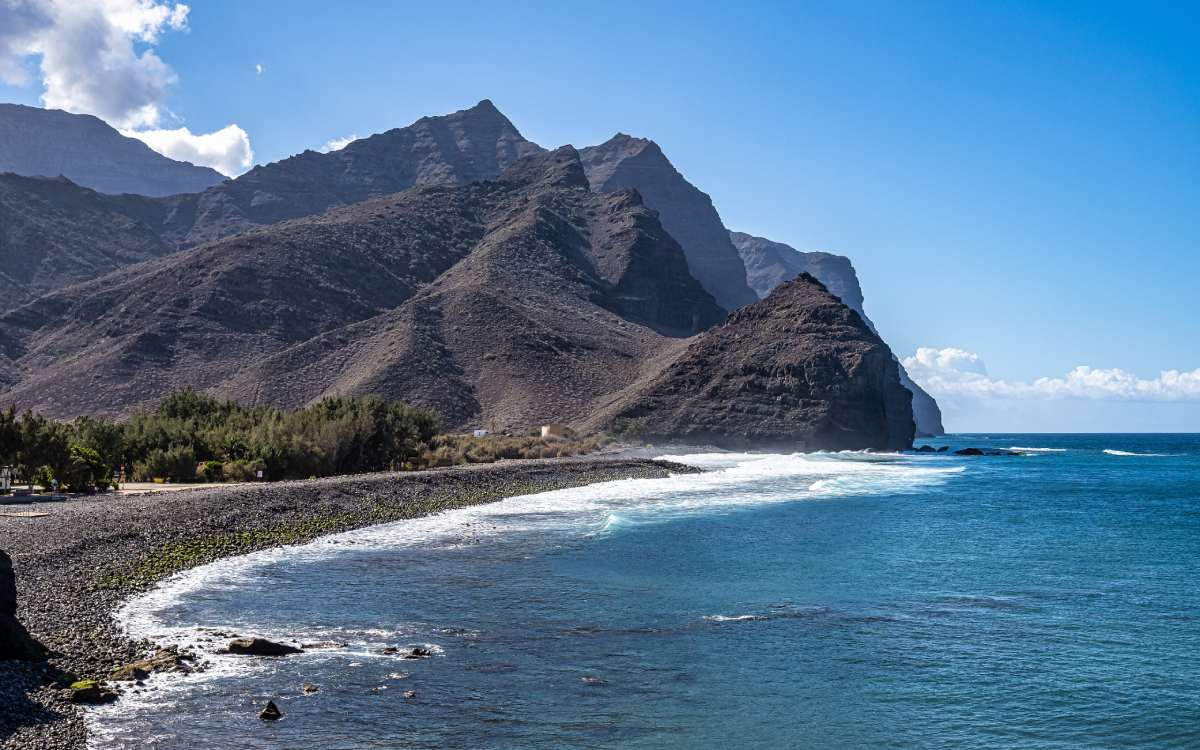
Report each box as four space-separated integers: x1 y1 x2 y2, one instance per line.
0 457 693 749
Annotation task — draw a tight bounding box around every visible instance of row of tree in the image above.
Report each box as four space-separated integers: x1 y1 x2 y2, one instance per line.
0 390 440 492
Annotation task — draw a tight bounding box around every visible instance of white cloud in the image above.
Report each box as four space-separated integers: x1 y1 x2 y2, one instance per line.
255 63 263 75
320 134 359 152
0 1 255 176
124 123 252 176
0 0 189 128
903 347 1200 402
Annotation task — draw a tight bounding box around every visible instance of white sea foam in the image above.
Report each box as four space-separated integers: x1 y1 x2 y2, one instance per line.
1010 446 1067 452
704 614 768 622
1103 449 1168 457
117 452 963 645
91 450 964 743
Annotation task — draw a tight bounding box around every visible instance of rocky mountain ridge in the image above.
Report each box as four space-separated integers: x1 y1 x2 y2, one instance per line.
730 231 944 436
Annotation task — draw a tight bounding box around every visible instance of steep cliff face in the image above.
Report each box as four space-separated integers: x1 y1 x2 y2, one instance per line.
730 231 945 437
0 148 725 424
580 135 758 313
607 274 915 451
0 104 223 196
1 550 44 661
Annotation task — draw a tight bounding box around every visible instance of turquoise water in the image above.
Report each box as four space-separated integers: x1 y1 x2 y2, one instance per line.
95 435 1200 748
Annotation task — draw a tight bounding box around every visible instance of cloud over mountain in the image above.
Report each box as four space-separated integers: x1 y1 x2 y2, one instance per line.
0 0 253 174
124 123 251 177
904 347 1200 402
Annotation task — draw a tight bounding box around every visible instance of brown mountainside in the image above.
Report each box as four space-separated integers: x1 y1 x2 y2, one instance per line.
0 148 726 426
601 274 915 451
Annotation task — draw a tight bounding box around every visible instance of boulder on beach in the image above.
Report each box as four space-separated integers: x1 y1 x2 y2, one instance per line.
259 700 282 721
1 549 46 661
69 679 117 704
110 649 192 681
226 637 303 656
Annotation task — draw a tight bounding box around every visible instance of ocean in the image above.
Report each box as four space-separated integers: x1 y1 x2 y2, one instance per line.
90 435 1200 748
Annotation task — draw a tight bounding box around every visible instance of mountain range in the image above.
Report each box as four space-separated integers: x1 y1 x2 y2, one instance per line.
0 100 932 448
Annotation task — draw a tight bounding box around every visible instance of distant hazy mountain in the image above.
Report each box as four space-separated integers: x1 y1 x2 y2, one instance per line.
730 231 945 437
0 104 223 197
580 135 758 313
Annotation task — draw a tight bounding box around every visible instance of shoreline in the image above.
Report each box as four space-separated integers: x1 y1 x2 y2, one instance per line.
0 457 695 750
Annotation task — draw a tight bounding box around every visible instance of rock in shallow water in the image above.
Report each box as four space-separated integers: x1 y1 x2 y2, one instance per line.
258 700 282 721
226 638 302 656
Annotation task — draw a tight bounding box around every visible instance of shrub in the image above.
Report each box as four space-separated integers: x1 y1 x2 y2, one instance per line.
61 443 109 492
134 445 196 483
199 460 224 483
32 465 55 491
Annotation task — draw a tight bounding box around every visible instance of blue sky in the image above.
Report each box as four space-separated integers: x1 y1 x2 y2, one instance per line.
1 0 1197 431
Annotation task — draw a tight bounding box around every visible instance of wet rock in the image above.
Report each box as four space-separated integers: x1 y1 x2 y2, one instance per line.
402 646 433 659
953 448 1019 457
915 445 935 453
226 638 302 656
936 446 949 452
581 676 607 686
69 679 116 704
110 649 192 681
300 641 347 650
259 700 282 721
381 646 399 654
402 690 417 699
302 683 318 694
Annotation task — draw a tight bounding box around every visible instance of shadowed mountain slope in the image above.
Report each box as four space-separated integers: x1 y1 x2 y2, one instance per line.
580 135 758 313
730 231 944 437
603 274 915 451
0 104 223 196
0 173 174 311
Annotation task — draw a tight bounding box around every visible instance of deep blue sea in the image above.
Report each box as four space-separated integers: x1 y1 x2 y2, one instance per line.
93 435 1200 749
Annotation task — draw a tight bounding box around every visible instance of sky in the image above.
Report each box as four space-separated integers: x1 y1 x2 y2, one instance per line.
0 0 1197 431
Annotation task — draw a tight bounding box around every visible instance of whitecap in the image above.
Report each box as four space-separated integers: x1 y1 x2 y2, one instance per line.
1010 446 1067 452
703 614 768 622
1103 449 1167 457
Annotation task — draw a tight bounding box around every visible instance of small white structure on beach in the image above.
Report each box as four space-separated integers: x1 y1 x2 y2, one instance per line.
541 424 570 439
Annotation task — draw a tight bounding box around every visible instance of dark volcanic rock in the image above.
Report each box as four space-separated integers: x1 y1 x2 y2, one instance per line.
226 638 302 656
0 103 224 197
258 700 282 720
730 231 945 437
607 274 915 451
580 135 758 313
0 549 45 661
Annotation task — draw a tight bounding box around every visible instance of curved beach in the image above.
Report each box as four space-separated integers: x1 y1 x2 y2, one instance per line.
0 457 693 750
